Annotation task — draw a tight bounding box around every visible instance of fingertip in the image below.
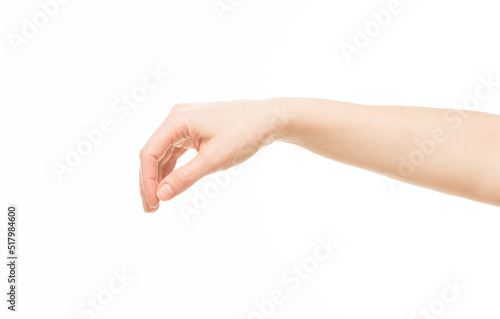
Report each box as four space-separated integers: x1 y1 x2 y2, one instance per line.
147 204 159 214
145 194 158 210
142 198 153 213
143 181 161 209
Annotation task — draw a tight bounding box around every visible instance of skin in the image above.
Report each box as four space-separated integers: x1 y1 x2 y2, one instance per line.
139 98 500 213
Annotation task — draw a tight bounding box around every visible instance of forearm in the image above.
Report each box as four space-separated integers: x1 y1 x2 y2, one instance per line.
273 97 500 206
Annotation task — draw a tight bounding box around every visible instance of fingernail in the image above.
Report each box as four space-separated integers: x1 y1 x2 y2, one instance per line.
147 203 159 213
158 184 175 201
145 194 155 210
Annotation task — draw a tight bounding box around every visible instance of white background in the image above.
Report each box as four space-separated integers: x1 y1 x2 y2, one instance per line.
1 0 500 318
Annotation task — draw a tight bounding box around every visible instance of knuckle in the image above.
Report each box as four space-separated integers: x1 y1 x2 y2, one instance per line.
168 104 190 123
139 148 148 160
173 103 189 110
139 147 160 162
174 169 192 188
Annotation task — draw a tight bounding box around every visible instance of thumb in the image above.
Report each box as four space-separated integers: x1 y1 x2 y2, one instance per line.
157 152 216 201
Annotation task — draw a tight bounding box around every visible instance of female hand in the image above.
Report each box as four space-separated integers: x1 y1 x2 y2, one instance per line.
141 96 500 211
139 99 290 213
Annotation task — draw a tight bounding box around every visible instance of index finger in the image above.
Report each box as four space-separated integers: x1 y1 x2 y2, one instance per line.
139 121 184 211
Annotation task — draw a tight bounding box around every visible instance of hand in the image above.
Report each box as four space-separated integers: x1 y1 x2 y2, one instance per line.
139 99 290 213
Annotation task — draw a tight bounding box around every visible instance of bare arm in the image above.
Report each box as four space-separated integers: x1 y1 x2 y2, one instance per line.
139 98 500 212
276 98 500 206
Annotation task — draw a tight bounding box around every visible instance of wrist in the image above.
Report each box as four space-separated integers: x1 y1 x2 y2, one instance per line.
264 97 302 143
